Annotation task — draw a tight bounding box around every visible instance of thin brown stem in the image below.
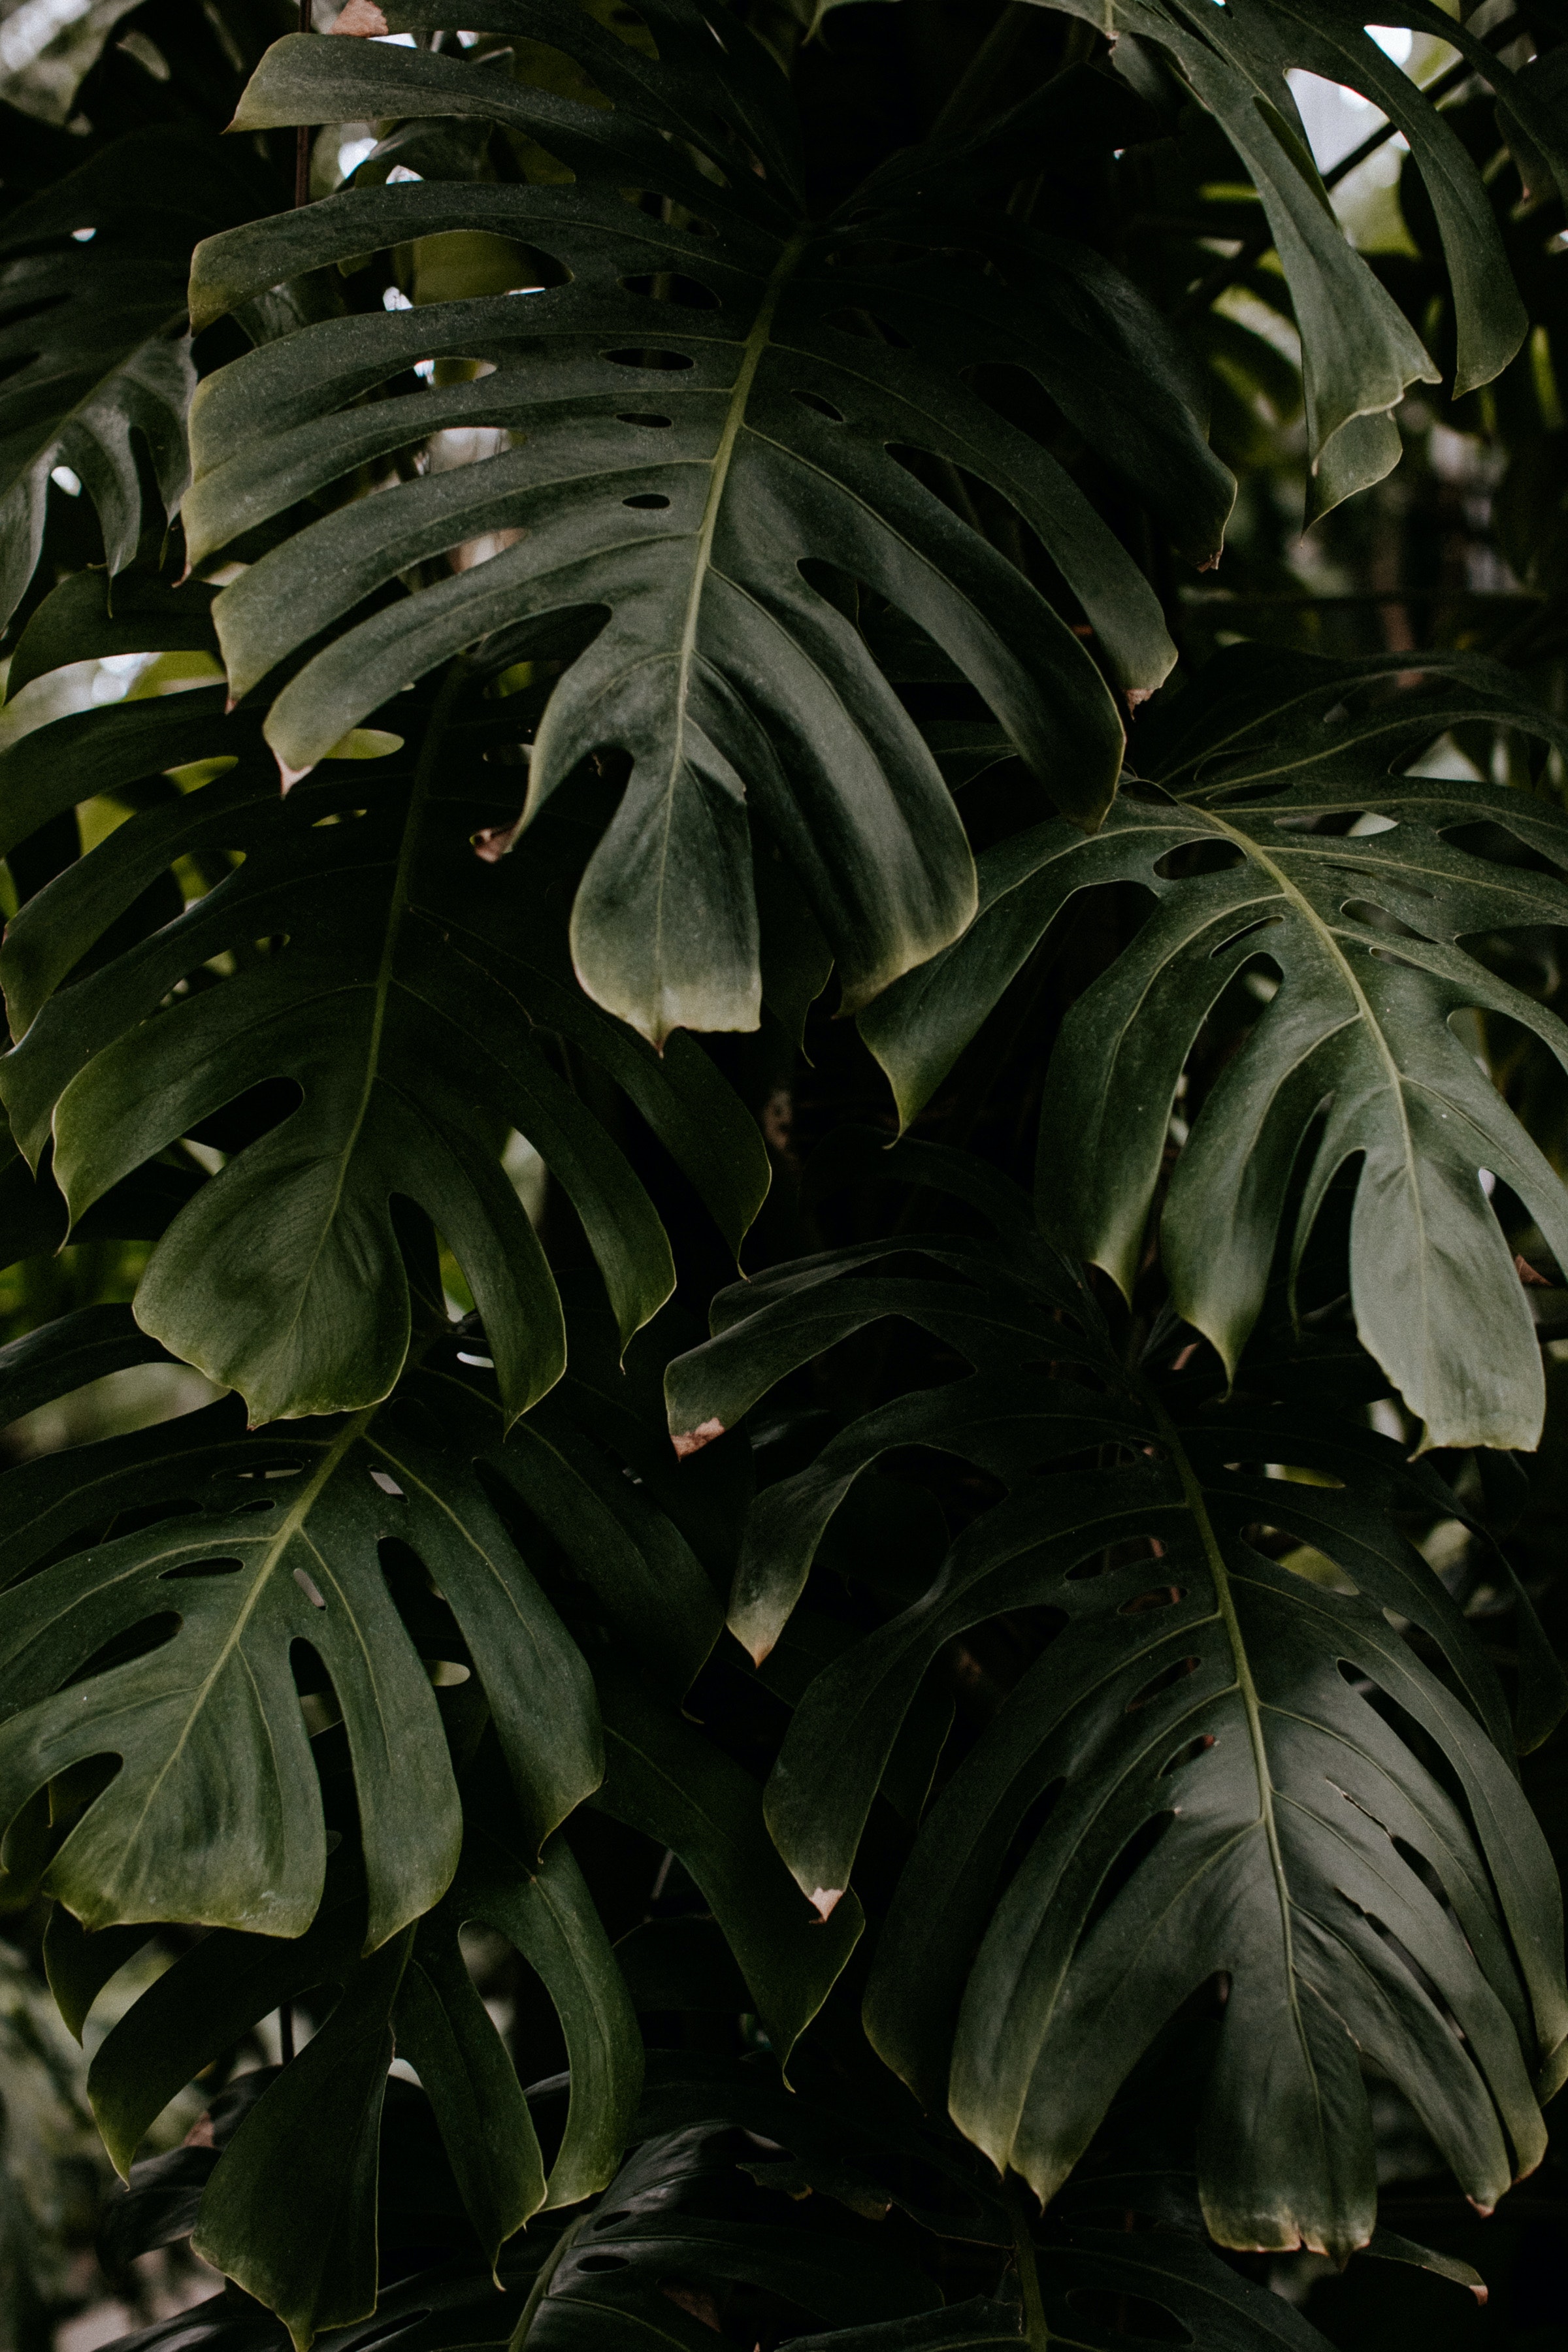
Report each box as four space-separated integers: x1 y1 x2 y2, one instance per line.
294 0 313 208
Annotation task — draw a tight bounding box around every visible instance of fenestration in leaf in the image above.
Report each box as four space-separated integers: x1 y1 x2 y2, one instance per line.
0 647 766 1426
179 0 1233 1041
0 1316 609 1950
861 647 1568 1450
664 1146 1568 2262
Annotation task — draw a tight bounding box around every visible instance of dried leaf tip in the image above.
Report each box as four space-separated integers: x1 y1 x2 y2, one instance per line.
671 1416 725 1460
276 756 314 794
808 1887 842 1921
329 1 389 33
473 820 521 863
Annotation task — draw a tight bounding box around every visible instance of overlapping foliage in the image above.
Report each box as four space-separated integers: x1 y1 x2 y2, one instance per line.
3 7 1568 2352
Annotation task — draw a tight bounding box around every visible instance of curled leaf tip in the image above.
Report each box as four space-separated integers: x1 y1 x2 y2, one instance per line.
1199 549 1221 572
808 1886 842 1920
670 1416 725 1460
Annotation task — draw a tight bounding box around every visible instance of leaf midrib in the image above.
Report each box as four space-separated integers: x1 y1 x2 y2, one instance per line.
267 681 456 1369
650 226 811 998
114 1407 372 1870
1149 1394 1332 2170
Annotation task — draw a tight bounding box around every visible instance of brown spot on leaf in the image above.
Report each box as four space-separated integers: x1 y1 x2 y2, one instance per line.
329 1 389 33
671 1416 725 1460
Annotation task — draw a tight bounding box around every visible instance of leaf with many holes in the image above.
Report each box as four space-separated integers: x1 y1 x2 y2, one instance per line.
0 639 767 1426
0 1311 638 1948
176 1 1235 1041
664 1141 1568 2261
0 129 259 631
860 646 1568 1450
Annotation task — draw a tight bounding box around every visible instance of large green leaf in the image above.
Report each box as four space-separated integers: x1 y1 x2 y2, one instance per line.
0 634 767 1424
176 1 1233 1041
664 1143 1568 2261
0 1303 730 1947
860 647 1568 1450
0 128 258 630
1027 1 1565 514
76 1794 637 2344
193 1930 412 2352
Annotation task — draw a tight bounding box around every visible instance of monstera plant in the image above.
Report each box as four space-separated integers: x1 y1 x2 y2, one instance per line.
1 6 1567 2352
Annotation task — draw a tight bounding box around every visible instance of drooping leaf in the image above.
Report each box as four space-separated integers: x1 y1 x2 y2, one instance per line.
664 1143 1568 2261
861 646 1568 1449
0 641 767 1424
1024 1 1563 512
0 1315 608 1948
423 1808 644 2214
174 1 1238 1041
193 1932 413 2352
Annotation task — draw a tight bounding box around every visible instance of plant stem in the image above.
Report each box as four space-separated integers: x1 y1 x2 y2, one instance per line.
295 0 312 209
1005 2173 1050 2349
506 2213 585 2350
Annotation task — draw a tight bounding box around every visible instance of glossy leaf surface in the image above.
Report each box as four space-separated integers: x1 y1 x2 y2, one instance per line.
666 1147 1568 2259
862 648 1568 1447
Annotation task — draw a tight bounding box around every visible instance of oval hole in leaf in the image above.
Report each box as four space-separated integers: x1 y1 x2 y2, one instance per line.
576 2253 632 2274
1064 2289 1190 2344
1153 839 1245 880
1126 1656 1200 1712
1208 913 1282 959
619 273 721 310
65 1615 180 1684
1080 1811 1177 1940
793 390 845 422
1161 1732 1216 1776
1119 1585 1185 1615
623 493 671 510
617 411 673 428
603 349 696 370
161 1556 244 1580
